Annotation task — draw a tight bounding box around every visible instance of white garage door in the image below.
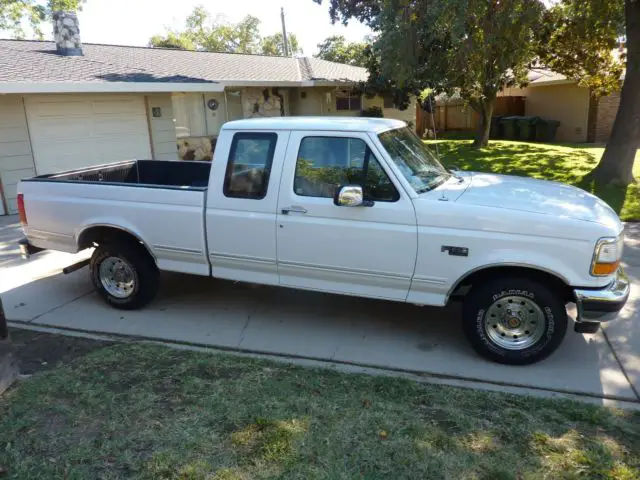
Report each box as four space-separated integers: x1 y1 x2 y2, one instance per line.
25 94 152 175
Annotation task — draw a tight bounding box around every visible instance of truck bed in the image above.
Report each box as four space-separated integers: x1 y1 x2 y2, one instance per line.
29 160 212 190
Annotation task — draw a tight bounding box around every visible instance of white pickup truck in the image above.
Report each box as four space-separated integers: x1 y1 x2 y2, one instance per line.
17 117 629 365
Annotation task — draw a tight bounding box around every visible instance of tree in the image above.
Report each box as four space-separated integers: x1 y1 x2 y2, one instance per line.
150 7 262 54
314 0 544 147
150 6 302 57
260 32 302 56
1 0 83 39
538 0 637 185
315 35 368 66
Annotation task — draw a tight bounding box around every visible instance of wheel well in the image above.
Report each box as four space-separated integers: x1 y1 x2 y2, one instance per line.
451 266 573 302
77 226 155 261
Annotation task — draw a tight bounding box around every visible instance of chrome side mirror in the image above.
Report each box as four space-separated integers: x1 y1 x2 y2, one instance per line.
334 185 370 207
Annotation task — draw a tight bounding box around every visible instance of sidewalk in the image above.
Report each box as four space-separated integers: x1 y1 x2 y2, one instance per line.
1 215 638 403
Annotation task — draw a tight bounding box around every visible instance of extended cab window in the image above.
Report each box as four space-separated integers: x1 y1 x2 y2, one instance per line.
224 132 277 199
294 137 399 202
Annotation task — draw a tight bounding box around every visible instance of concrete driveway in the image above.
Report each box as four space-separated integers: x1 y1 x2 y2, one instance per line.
1 215 638 404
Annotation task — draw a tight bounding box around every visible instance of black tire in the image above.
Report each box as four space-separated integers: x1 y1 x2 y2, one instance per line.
90 241 159 310
462 277 568 365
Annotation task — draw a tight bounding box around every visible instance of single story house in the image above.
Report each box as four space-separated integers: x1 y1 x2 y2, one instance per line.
0 13 415 216
499 69 621 144
429 69 621 144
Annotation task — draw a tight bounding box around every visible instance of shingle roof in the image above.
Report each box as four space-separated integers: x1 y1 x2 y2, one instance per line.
0 39 368 85
527 68 568 85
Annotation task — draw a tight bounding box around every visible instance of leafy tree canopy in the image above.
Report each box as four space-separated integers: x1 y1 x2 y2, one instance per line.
315 0 544 146
535 0 625 97
150 6 301 56
315 35 368 66
1 0 83 39
261 32 302 56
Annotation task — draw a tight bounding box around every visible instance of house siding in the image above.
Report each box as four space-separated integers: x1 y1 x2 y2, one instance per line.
522 84 590 142
0 96 36 214
146 94 178 160
362 96 417 126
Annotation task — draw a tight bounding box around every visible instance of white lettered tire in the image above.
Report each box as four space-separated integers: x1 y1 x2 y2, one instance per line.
462 277 568 365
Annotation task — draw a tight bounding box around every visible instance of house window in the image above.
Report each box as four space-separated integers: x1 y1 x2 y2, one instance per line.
224 132 278 200
294 136 399 202
336 95 362 111
172 93 207 138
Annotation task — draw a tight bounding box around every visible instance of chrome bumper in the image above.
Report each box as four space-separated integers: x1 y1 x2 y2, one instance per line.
574 268 630 324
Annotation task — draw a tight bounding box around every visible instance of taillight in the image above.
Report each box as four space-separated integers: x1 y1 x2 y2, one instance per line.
17 193 27 226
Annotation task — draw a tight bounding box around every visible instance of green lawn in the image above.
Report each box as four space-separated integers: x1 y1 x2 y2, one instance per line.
427 138 640 222
1 339 640 479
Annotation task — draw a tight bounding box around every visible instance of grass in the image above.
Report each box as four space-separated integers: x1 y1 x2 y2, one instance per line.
426 136 640 221
1 340 640 479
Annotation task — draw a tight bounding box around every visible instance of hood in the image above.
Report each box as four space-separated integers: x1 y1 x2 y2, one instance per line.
455 172 621 228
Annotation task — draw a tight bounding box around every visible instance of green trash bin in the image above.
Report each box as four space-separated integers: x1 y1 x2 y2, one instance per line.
490 115 504 139
535 119 561 142
516 116 540 142
500 116 520 140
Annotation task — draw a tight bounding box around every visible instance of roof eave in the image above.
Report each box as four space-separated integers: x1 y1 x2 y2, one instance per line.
0 82 225 94
527 79 576 87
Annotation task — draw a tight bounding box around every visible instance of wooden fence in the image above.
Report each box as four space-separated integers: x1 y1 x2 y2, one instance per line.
417 96 525 137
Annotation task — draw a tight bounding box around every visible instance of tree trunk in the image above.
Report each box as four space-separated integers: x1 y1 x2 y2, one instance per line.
591 0 640 186
472 97 495 148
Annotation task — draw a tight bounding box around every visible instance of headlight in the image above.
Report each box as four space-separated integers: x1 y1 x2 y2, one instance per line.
591 235 624 276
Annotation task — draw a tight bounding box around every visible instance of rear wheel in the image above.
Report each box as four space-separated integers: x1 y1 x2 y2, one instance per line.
90 241 159 310
462 277 568 365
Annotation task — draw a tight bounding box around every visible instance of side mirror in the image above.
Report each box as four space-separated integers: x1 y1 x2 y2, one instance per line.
334 185 374 207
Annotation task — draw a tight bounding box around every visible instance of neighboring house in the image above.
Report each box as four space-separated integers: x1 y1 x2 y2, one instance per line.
0 13 415 216
499 69 621 144
430 69 621 144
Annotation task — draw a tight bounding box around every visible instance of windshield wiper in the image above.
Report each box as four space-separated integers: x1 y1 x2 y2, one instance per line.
447 167 465 183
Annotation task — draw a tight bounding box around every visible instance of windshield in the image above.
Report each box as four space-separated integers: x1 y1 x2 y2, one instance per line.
378 127 449 193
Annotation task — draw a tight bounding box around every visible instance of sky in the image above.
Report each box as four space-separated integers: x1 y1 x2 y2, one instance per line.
69 0 371 55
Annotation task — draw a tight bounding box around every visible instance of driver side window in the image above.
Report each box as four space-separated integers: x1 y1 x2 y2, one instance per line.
293 136 399 202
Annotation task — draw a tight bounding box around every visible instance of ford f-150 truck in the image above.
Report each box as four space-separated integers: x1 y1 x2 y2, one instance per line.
17 117 629 365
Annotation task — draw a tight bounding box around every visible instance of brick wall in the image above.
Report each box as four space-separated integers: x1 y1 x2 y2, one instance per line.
594 92 621 143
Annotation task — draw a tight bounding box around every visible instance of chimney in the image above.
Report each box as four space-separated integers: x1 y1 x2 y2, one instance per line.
53 11 83 56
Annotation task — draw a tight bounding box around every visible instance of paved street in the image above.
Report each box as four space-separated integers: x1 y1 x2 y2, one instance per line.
1 215 638 404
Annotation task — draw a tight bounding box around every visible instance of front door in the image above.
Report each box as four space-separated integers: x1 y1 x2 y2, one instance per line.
276 131 418 301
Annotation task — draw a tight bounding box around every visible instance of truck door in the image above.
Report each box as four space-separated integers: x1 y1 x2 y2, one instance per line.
276 131 418 301
206 130 290 286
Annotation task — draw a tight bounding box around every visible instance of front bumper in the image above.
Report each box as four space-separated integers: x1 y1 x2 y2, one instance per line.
574 268 630 325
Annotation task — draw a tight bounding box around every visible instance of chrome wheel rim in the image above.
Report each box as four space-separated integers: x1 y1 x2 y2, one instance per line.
99 256 135 299
484 296 546 350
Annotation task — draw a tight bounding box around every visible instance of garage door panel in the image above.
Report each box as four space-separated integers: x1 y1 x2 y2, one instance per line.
92 98 146 115
28 100 93 117
91 116 148 136
26 94 152 175
30 119 92 139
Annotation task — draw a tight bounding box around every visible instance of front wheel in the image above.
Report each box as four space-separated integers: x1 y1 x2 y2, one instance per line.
462 277 568 365
90 241 159 310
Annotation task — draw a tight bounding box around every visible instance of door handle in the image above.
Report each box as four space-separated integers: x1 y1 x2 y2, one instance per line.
281 206 308 215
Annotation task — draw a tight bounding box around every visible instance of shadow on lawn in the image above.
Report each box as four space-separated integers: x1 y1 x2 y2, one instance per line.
432 139 636 219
